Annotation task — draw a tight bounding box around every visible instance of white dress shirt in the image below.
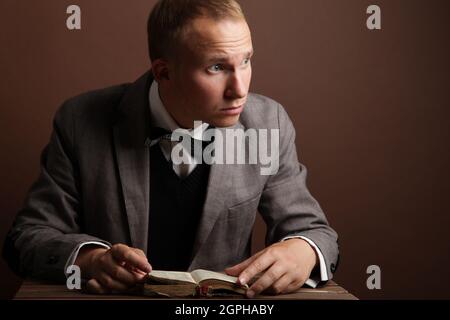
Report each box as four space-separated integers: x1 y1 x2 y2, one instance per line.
65 80 329 288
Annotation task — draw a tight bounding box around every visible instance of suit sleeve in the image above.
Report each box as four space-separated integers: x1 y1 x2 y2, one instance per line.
257 103 340 280
2 102 110 282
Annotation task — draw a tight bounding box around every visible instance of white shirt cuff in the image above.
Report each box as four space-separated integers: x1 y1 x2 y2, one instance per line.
64 241 111 277
281 235 329 288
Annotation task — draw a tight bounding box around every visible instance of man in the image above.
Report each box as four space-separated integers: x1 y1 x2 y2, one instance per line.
3 0 339 298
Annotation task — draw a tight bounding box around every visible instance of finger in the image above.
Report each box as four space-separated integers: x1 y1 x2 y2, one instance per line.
124 262 148 275
285 277 307 293
123 251 149 276
247 261 286 298
224 257 255 276
238 251 276 286
111 244 152 273
132 248 147 258
86 278 110 295
267 273 293 295
97 272 130 292
123 263 149 283
132 270 148 283
225 251 264 277
101 254 140 286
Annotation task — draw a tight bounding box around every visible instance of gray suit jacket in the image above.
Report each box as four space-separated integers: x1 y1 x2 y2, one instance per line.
3 71 339 282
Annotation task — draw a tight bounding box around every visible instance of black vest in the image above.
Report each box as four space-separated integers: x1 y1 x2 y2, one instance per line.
147 144 210 271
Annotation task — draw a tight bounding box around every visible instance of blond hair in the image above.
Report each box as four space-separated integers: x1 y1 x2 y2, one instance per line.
147 0 245 62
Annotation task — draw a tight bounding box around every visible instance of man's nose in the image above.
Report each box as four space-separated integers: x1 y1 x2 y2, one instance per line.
225 72 247 100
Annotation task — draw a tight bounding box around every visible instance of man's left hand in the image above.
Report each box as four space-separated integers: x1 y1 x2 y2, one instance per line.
225 238 318 298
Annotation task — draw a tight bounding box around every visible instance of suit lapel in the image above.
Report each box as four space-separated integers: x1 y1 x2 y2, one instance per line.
191 121 245 262
113 72 153 253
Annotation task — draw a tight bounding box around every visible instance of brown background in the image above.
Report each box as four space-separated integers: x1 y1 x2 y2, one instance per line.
1 0 449 299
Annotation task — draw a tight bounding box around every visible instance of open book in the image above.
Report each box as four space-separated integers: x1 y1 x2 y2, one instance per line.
142 269 249 297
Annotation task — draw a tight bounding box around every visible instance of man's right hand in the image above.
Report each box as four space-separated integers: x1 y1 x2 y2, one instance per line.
75 243 152 294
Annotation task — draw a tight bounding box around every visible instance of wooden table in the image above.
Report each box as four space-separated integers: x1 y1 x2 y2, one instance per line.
14 280 357 300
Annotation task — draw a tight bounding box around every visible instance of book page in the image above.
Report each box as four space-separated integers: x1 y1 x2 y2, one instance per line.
190 269 240 285
148 270 196 284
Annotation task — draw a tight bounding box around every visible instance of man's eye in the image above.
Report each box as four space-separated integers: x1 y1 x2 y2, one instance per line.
208 64 224 73
243 58 251 65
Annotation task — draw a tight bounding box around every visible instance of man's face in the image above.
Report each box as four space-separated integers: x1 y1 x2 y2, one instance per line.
166 16 253 128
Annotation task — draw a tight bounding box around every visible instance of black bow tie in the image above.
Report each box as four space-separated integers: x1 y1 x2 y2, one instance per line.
149 126 172 141
146 126 214 154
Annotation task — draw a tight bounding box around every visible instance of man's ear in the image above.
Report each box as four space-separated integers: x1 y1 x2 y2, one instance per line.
151 59 171 82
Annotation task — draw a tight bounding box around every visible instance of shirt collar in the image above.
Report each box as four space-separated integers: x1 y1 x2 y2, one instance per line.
149 80 209 141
